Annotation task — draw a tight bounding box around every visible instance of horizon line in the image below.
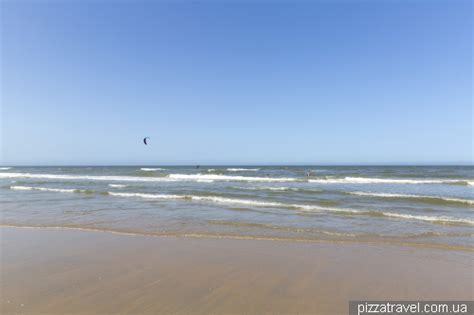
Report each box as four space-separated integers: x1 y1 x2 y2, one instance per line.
2 163 473 167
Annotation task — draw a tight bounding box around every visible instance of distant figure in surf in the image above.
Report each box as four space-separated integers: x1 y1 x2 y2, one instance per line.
196 165 200 169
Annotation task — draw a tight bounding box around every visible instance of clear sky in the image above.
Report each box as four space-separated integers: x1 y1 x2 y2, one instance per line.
1 0 472 165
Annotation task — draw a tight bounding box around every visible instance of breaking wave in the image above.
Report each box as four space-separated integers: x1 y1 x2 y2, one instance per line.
0 172 296 183
108 184 128 188
107 192 473 226
309 177 472 185
168 174 296 182
3 172 471 186
0 172 176 182
140 168 164 171
229 186 324 193
10 185 95 194
7 184 474 226
197 179 214 183
350 191 474 205
227 168 260 172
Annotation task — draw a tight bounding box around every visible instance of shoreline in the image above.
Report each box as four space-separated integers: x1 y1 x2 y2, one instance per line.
1 226 473 314
1 224 472 252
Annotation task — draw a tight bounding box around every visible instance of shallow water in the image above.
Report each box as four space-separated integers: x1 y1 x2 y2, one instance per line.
1 166 473 249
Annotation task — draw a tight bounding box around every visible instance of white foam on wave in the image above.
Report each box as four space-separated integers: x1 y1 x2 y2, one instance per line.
350 191 474 205
307 206 473 226
108 184 128 188
309 177 470 185
168 173 296 182
0 172 177 182
0 172 296 183
9 184 472 225
10 185 82 193
262 186 292 191
107 191 473 225
108 192 183 199
108 192 287 207
381 212 474 225
140 168 164 171
0 167 12 170
227 168 260 172
231 186 323 193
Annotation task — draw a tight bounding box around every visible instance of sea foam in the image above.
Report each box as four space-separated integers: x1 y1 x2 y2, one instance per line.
10 185 90 194
309 177 471 185
107 191 473 225
380 212 474 225
168 174 296 182
8 184 472 226
230 186 323 193
108 184 128 188
0 172 177 182
108 192 183 199
349 191 474 205
227 168 260 172
140 168 164 171
0 172 295 183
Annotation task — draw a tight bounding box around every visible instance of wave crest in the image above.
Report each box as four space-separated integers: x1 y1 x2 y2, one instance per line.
140 168 164 171
108 184 128 188
10 185 95 194
309 177 472 185
350 191 474 205
0 172 295 183
0 172 176 182
107 191 474 226
227 168 260 172
168 174 296 182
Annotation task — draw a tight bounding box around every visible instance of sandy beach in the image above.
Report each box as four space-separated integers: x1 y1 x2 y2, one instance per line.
1 227 472 314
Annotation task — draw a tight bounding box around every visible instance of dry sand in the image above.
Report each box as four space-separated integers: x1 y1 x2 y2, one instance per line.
1 227 472 314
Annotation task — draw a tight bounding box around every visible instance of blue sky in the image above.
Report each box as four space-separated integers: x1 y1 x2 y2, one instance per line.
1 0 472 165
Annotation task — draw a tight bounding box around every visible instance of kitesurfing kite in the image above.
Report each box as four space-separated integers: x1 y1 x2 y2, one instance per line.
143 137 150 145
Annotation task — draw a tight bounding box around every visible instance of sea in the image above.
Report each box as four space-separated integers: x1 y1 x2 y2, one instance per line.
1 166 473 250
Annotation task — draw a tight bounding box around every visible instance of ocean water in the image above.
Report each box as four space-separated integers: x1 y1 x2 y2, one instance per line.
1 166 473 249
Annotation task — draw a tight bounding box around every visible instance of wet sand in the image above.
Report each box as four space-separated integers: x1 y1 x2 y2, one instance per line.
1 227 472 314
